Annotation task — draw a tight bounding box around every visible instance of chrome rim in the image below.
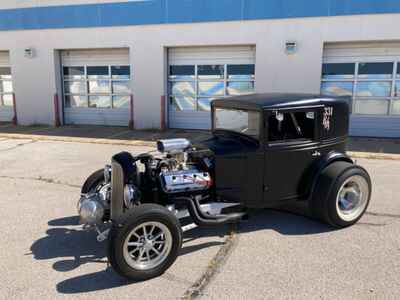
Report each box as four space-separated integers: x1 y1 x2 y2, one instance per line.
97 183 110 203
123 221 173 270
336 175 369 222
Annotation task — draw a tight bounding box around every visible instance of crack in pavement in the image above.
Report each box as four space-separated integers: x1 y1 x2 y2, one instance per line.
0 139 37 152
181 225 238 300
365 211 400 219
0 175 81 189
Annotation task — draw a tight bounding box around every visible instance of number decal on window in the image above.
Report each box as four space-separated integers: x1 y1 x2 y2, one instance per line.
323 107 334 131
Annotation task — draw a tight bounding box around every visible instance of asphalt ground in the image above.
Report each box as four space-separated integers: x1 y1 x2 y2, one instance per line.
0 138 399 299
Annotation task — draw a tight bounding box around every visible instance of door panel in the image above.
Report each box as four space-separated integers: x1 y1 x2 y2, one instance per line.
264 142 320 202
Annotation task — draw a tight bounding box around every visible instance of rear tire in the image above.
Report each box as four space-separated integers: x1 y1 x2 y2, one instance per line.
310 161 371 228
108 204 182 281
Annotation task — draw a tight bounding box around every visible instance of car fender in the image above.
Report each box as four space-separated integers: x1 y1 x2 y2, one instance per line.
307 151 353 201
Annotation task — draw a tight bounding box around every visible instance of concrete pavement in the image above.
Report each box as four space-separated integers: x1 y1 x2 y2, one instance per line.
203 158 400 299
0 138 399 299
0 139 227 299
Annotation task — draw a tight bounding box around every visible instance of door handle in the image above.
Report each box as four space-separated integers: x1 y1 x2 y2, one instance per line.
312 151 321 157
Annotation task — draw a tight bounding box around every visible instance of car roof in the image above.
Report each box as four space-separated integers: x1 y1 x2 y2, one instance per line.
212 93 350 110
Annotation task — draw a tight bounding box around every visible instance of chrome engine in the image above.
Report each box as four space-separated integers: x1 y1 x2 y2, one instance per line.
160 169 211 193
78 138 213 226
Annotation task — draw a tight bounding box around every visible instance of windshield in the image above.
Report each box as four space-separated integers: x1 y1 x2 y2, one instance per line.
214 108 261 139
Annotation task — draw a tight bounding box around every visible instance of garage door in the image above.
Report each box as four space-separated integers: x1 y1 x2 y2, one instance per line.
0 51 14 122
322 42 400 137
61 49 131 126
168 46 256 129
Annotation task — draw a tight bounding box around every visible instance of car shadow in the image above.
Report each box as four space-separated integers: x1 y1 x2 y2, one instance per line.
31 210 334 294
238 208 335 236
30 216 228 294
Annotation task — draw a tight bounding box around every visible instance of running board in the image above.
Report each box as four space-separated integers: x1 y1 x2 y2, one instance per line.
175 197 247 226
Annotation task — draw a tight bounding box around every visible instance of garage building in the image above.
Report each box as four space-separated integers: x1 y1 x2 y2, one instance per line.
0 0 400 137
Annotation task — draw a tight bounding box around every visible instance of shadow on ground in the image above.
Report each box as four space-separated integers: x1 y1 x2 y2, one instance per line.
30 216 227 294
30 209 334 294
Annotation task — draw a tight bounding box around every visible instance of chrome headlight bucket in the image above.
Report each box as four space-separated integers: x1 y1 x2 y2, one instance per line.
77 194 105 225
124 184 138 209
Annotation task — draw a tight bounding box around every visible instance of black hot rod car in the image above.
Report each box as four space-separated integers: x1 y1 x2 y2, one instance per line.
77 93 371 281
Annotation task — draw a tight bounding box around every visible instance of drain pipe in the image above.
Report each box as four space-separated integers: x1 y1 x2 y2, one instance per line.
160 95 166 131
54 93 61 127
128 94 134 129
12 93 17 125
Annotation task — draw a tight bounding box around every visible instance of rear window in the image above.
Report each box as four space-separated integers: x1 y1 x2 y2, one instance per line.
268 111 316 143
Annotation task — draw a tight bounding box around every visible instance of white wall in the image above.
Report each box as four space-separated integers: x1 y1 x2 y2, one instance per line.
1 13 400 127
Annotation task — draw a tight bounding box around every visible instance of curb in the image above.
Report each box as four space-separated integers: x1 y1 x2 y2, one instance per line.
347 151 400 161
0 133 156 147
1 132 399 160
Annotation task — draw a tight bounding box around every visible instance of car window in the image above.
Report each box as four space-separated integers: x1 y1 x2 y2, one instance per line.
268 111 315 143
214 108 260 139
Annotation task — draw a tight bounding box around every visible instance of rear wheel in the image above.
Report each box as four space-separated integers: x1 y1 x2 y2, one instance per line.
108 204 182 281
310 161 371 228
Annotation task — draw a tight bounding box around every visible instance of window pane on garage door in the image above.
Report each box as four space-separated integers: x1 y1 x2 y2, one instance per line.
227 81 255 95
355 99 389 115
111 66 130 79
356 82 391 97
198 81 224 96
89 95 111 108
358 62 393 79
322 63 355 79
87 66 109 79
170 96 196 111
63 66 85 79
65 81 86 94
169 65 195 80
321 81 353 96
0 67 12 79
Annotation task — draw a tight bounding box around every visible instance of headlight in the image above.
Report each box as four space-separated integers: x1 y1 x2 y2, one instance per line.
78 195 104 225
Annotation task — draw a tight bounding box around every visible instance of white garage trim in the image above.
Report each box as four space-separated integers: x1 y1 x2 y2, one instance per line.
169 46 256 65
168 45 256 130
322 42 400 138
61 48 131 126
0 51 14 122
61 49 129 66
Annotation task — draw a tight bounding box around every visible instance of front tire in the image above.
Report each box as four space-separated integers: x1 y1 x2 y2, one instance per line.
311 161 371 228
81 169 105 194
108 204 182 281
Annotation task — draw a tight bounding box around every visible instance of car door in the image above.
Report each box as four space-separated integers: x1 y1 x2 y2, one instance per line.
263 108 321 203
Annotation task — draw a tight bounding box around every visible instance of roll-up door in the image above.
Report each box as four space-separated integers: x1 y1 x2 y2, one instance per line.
322 42 400 137
0 51 14 122
168 46 256 129
61 49 131 126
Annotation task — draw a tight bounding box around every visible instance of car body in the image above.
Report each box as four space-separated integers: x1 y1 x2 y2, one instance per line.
206 93 350 208
76 93 371 281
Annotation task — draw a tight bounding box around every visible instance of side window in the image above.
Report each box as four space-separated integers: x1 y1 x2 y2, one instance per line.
268 111 316 143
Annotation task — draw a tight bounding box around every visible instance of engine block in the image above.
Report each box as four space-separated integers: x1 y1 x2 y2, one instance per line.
160 169 211 193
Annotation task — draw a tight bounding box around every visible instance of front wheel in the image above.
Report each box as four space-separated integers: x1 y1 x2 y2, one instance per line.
108 204 182 281
311 161 371 228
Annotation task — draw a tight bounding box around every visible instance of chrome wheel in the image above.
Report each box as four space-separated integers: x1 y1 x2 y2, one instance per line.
123 221 173 271
336 175 369 222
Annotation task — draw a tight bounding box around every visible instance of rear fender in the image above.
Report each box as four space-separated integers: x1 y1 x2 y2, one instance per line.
307 151 353 201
